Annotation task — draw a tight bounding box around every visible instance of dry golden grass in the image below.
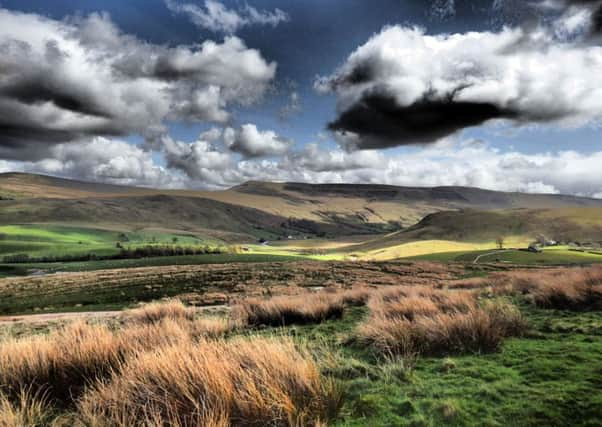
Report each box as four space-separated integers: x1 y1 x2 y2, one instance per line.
232 293 345 327
76 337 342 427
0 297 340 426
123 299 196 324
491 266 602 310
336 286 373 306
358 288 526 358
0 304 236 408
189 317 235 339
0 390 52 427
0 321 124 404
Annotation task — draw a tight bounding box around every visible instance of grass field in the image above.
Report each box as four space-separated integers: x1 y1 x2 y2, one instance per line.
0 224 220 260
283 303 601 427
0 252 308 279
1 267 600 426
0 261 465 315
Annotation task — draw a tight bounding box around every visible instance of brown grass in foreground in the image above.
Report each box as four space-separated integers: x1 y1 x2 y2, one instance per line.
358 287 526 357
232 293 346 327
0 300 341 426
123 299 196 324
491 266 602 310
77 337 342 427
0 321 125 404
0 306 235 407
0 390 52 427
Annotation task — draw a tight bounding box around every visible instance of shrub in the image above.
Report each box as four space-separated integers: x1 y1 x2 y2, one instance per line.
76 337 343 427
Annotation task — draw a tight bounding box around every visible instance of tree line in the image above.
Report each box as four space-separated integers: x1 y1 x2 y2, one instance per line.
2 244 229 264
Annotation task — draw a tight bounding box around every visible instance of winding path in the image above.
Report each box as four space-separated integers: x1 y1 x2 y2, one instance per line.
0 305 229 325
472 249 515 264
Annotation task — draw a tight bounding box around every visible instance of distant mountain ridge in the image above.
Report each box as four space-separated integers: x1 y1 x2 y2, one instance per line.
2 172 602 242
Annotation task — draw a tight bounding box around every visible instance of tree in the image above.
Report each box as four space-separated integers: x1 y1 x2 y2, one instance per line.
495 236 505 250
172 237 179 244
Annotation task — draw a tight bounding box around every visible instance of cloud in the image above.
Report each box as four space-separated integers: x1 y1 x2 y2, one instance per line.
318 24 602 150
285 143 384 172
7 132 602 197
0 9 276 160
540 0 602 36
154 132 602 197
274 139 602 198
21 138 181 188
165 0 288 34
224 124 293 158
162 135 234 186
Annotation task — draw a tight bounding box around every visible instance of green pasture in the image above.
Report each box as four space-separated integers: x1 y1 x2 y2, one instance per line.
0 224 219 260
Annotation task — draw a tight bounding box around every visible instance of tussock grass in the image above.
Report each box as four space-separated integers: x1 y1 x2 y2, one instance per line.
232 293 345 327
358 288 526 358
189 316 235 339
0 304 235 407
123 299 196 324
493 266 602 310
0 299 339 425
0 321 124 404
76 337 342 427
336 286 373 306
0 390 52 427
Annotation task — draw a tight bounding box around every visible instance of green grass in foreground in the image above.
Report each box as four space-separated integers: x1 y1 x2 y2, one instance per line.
277 303 602 426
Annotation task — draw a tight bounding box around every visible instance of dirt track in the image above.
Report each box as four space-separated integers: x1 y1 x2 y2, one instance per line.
0 311 121 324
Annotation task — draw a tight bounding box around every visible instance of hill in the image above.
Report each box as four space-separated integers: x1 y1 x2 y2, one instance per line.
348 207 602 256
3 173 602 235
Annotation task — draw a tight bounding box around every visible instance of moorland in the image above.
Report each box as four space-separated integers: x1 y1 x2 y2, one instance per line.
0 172 601 426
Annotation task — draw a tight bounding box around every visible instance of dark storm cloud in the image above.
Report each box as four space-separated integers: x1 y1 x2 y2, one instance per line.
0 9 275 160
328 92 517 149
319 24 602 150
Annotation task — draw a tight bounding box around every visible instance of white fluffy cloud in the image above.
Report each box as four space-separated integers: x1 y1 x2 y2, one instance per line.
165 0 288 34
19 138 181 188
318 24 602 149
0 8 276 159
7 134 602 197
162 134 233 187
224 124 293 158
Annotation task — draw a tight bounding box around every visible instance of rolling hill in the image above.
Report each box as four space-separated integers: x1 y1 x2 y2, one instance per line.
345 207 602 258
2 172 602 245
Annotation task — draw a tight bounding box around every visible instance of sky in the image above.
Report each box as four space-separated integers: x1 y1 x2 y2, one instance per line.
0 0 601 196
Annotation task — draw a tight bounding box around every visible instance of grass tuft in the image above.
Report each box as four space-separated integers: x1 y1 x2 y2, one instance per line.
357 288 526 358
493 266 602 310
0 390 53 427
123 299 196 324
76 337 343 427
232 293 345 327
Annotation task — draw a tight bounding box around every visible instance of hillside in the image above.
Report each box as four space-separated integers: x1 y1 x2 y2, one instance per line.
3 173 602 237
349 208 602 254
